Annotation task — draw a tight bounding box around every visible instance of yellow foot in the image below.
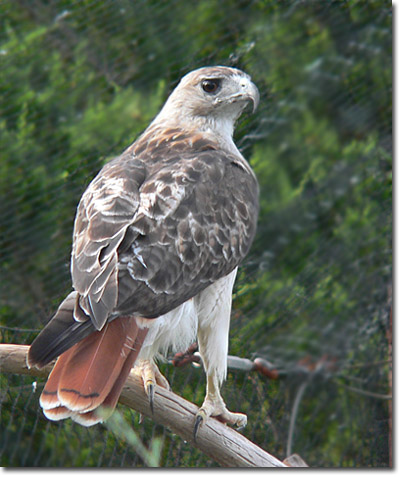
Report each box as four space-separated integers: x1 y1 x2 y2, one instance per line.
133 360 170 413
194 396 247 439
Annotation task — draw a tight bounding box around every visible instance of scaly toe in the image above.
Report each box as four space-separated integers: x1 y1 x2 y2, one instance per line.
193 399 247 439
225 411 247 429
214 408 247 429
153 367 171 391
133 360 170 414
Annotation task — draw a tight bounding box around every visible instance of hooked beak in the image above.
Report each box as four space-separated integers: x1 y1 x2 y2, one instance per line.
224 79 260 113
243 80 260 113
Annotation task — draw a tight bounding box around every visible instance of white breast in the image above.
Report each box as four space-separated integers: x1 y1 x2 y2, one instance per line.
135 268 238 380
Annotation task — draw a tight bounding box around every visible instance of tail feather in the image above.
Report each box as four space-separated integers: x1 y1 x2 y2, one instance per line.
43 406 73 421
37 315 147 425
62 327 149 427
29 291 148 426
57 317 139 413
68 410 105 427
96 326 149 410
27 292 94 369
40 347 76 410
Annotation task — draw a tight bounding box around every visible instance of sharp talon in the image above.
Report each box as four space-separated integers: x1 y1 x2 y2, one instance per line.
138 413 144 424
135 360 169 415
147 383 154 414
193 414 203 441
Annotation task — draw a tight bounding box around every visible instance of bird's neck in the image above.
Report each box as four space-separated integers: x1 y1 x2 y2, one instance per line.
151 109 240 156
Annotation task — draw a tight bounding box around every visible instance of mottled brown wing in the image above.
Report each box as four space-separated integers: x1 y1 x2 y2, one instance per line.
115 149 259 319
71 145 258 329
71 157 146 329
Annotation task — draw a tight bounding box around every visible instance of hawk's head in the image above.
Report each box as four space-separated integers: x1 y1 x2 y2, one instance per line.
155 66 259 139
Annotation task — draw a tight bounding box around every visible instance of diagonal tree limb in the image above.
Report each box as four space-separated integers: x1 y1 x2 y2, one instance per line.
0 343 287 468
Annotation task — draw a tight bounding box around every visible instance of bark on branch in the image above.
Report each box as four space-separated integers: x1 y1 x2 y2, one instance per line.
0 343 287 468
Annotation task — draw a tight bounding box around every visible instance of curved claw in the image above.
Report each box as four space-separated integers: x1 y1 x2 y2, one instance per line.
193 414 203 441
134 360 170 415
147 383 154 414
236 422 246 432
193 399 247 441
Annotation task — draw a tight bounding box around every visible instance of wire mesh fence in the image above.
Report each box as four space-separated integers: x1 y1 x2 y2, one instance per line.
1 0 392 468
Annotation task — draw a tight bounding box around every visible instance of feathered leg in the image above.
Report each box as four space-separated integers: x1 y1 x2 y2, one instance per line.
193 369 247 437
193 268 246 437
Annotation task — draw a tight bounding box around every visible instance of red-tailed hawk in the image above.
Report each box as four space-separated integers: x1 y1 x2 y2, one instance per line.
28 66 259 435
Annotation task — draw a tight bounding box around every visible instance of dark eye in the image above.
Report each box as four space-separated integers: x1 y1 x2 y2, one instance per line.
201 79 221 94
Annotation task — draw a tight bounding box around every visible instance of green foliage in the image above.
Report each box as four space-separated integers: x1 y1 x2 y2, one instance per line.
103 410 163 467
1 0 391 468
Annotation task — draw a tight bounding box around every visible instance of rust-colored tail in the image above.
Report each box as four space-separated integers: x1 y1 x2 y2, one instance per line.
39 317 148 426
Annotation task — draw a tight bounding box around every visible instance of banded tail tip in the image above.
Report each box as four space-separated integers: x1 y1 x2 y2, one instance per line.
43 405 112 427
43 406 73 422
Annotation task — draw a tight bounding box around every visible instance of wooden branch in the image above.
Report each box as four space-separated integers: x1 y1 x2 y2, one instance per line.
0 343 287 468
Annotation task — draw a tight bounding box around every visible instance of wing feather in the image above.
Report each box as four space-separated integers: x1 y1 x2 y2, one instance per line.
115 141 259 318
69 127 258 330
71 159 145 329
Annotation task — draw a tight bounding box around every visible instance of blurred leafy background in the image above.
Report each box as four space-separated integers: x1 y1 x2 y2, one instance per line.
0 0 392 468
